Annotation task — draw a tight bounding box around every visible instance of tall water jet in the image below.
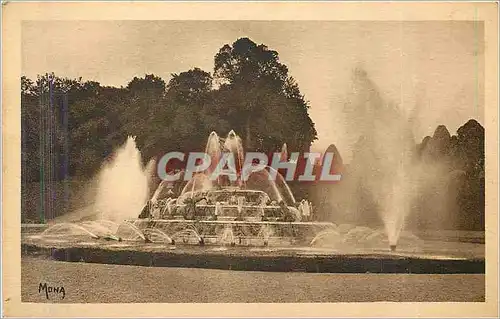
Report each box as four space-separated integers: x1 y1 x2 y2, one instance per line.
95 136 152 222
205 131 222 174
340 67 416 248
383 161 412 247
224 130 245 186
186 132 222 197
204 131 222 187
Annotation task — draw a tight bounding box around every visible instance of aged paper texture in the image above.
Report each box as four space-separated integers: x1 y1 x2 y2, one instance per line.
2 1 498 317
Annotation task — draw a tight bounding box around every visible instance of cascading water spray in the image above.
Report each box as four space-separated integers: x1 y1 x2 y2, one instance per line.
224 130 245 187
206 131 222 175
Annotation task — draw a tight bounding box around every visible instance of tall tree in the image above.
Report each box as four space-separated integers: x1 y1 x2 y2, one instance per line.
214 37 317 152
163 68 214 153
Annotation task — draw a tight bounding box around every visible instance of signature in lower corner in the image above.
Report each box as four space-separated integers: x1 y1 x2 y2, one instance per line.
39 283 65 300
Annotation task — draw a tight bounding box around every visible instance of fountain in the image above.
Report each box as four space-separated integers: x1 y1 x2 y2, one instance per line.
20 130 484 274
128 130 338 247
23 131 416 249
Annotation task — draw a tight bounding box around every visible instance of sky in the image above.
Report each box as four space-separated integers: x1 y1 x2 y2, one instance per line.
22 21 484 157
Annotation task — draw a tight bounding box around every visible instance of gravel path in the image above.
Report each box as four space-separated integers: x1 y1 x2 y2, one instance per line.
22 257 485 303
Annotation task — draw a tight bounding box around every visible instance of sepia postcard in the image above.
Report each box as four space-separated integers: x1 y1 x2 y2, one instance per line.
2 1 499 318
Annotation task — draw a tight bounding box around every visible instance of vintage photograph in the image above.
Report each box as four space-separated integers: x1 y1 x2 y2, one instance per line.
3 2 497 316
